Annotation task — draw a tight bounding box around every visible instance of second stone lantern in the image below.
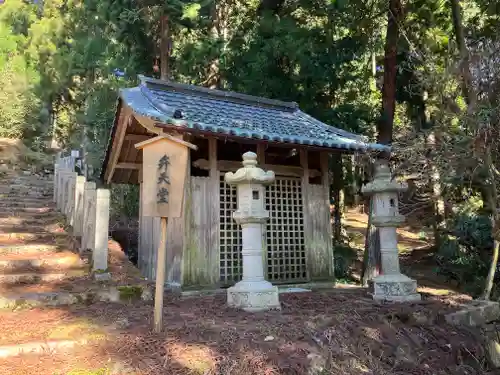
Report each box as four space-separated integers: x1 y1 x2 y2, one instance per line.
362 161 421 302
224 152 281 311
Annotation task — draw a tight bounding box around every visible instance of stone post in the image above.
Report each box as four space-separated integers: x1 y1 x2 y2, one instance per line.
60 170 68 212
58 168 67 211
81 181 96 254
225 152 281 311
67 172 77 225
53 163 59 203
362 161 421 302
73 176 86 236
93 188 110 280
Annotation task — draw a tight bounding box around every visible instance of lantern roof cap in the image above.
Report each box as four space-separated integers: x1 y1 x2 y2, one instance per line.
224 152 275 186
362 162 407 195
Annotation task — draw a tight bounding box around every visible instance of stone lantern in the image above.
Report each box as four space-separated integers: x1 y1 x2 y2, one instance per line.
362 161 421 302
224 151 281 311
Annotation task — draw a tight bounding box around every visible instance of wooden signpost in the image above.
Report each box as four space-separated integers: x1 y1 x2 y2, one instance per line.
135 134 197 333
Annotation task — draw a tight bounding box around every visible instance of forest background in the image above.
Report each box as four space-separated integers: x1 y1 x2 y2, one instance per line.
1 0 500 297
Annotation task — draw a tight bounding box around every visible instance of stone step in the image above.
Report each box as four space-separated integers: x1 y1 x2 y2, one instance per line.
0 339 89 359
0 210 60 219
0 181 53 188
0 194 53 201
0 224 64 234
0 285 153 309
0 244 62 255
0 206 53 213
0 251 82 272
0 268 88 285
0 216 62 228
0 199 55 208
0 192 53 200
0 185 53 192
0 270 87 285
0 232 69 245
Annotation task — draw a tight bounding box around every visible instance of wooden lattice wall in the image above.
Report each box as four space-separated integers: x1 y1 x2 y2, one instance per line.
219 175 308 285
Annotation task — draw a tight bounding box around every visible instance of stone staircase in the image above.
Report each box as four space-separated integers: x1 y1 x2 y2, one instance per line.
0 168 151 309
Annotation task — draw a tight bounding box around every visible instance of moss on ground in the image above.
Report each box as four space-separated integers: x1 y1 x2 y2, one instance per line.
117 285 143 301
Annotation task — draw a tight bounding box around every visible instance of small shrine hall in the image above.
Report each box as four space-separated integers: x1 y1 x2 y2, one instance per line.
100 75 387 291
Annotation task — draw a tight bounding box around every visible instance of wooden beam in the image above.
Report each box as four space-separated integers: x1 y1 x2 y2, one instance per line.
320 152 330 189
124 134 151 143
134 134 198 151
106 115 131 184
192 158 321 178
257 144 266 164
116 162 141 170
208 138 217 179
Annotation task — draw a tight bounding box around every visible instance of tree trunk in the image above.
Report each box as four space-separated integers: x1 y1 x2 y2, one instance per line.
481 148 499 300
483 235 499 300
377 0 403 147
362 198 381 286
160 15 171 80
450 0 475 111
362 0 403 284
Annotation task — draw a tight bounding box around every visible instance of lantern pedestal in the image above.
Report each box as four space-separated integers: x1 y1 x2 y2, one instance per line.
227 281 281 312
225 152 281 312
371 274 421 302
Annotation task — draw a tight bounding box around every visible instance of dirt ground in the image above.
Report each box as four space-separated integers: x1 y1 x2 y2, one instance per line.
0 290 491 375
0 206 491 375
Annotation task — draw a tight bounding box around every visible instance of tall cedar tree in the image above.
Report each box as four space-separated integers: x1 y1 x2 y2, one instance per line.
362 0 404 285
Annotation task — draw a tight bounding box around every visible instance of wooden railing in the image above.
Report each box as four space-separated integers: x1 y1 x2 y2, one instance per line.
53 152 110 277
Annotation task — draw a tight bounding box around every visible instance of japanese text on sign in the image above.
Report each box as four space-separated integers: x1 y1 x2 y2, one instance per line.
157 154 170 204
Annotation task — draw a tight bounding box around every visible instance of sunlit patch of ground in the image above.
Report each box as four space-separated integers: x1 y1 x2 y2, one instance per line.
343 210 431 252
0 292 486 374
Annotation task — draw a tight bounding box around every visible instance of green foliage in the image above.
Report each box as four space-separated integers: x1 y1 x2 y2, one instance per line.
0 55 41 139
436 212 494 296
110 184 139 222
117 285 143 301
333 244 358 280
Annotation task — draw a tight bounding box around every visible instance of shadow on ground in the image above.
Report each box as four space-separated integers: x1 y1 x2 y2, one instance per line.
0 208 493 374
0 286 493 375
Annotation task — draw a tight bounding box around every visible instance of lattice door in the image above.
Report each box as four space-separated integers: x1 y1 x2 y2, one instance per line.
219 175 307 285
265 177 307 283
219 175 242 284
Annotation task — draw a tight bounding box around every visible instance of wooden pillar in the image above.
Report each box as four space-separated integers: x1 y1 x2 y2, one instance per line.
320 152 334 278
208 138 220 285
257 143 266 164
302 149 334 281
183 137 219 287
138 167 144 273
300 150 311 280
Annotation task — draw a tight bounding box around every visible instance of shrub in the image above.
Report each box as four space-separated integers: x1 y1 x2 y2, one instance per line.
436 212 493 296
334 244 358 280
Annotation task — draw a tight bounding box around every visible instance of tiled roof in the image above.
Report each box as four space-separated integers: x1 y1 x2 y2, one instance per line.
118 75 389 153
